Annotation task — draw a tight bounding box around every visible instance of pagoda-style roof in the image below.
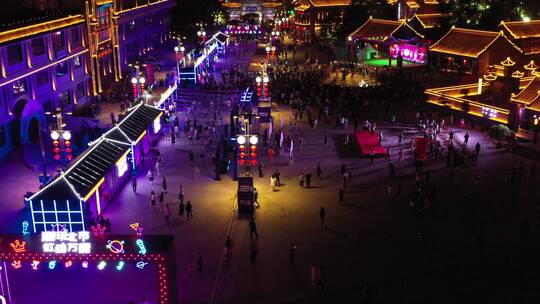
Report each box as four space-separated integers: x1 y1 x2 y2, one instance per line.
294 0 350 10
430 27 521 58
408 13 445 29
349 17 423 42
222 2 241 8
511 77 540 113
500 20 540 39
309 0 351 6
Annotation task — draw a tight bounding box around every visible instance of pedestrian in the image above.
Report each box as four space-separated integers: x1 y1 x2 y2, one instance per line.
370 149 375 164
398 148 403 162
178 200 185 217
341 162 346 175
178 185 184 204
253 188 259 208
339 187 344 203
449 130 454 141
316 162 322 179
196 253 203 275
186 201 193 219
250 245 258 265
324 131 328 145
150 191 156 208
147 169 154 184
271 175 277 191
289 242 296 267
131 177 137 192
299 172 305 187
398 133 403 146
224 236 232 259
249 218 258 239
464 132 469 146
164 203 171 226
385 148 391 161
158 191 164 210
305 172 312 188
475 142 481 158
319 207 326 229
258 161 264 177
162 176 167 193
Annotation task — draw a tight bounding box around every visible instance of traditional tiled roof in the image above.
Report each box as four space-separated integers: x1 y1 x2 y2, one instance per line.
309 0 351 6
349 17 423 41
349 18 403 40
430 27 521 58
500 20 540 39
511 77 540 112
406 1 420 8
409 13 445 29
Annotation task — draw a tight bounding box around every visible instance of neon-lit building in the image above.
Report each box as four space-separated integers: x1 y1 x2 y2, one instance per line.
26 103 162 233
499 20 540 61
293 0 350 39
348 17 427 65
0 0 173 160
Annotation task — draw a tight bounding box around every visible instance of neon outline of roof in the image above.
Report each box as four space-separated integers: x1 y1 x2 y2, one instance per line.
349 17 424 41
429 26 523 58
27 103 162 201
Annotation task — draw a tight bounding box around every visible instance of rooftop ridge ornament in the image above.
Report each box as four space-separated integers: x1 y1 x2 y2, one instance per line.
512 70 524 78
524 60 538 70
483 73 497 81
501 57 516 66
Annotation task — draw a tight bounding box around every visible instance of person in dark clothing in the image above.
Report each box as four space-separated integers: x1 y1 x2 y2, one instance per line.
339 188 344 203
475 142 481 157
305 173 312 188
316 163 322 179
186 201 193 219
250 245 258 265
249 218 258 239
162 176 168 193
289 242 296 267
131 177 137 192
319 207 326 229
178 201 185 217
197 253 203 275
340 162 346 175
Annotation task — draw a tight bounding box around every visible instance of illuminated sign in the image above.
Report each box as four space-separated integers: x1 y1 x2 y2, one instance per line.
116 154 128 177
10 240 26 253
41 231 91 254
136 239 147 254
106 240 125 254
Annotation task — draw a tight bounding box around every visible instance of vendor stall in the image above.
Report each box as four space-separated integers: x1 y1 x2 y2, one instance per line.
25 103 162 233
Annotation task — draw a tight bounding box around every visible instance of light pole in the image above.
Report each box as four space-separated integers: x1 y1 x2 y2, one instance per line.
131 76 146 100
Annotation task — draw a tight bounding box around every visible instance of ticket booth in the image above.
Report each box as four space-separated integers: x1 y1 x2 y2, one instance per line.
238 176 254 213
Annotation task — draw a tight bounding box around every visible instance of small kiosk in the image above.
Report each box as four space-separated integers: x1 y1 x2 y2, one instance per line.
238 176 254 213
25 103 163 233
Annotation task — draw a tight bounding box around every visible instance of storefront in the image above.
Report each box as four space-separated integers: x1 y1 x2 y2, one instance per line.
25 103 162 233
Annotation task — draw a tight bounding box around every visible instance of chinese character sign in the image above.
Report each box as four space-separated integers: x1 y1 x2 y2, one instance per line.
41 231 91 254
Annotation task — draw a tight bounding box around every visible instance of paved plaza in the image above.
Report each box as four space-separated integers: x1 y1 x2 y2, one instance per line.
1 37 540 303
